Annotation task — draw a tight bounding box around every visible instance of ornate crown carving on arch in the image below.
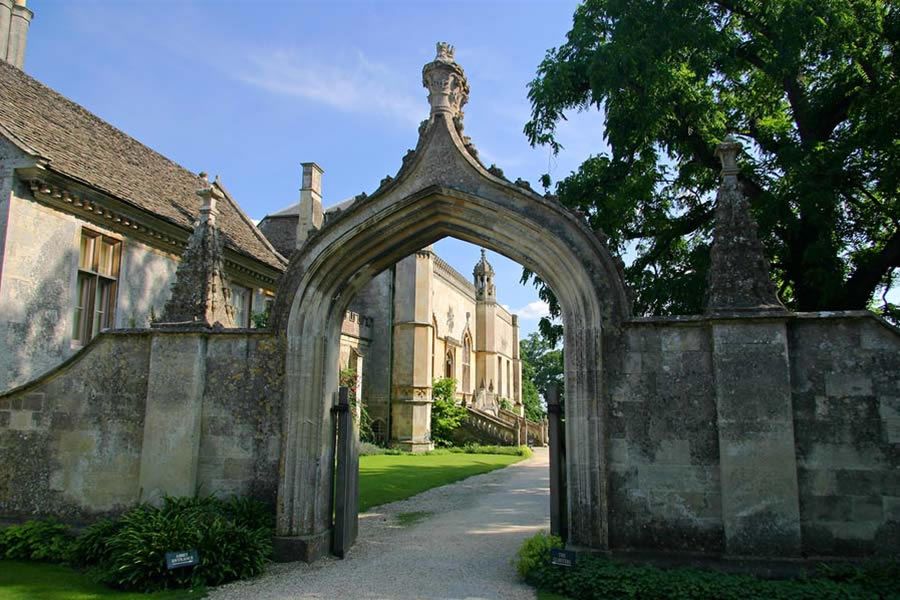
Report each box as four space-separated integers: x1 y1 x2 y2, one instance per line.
422 42 469 120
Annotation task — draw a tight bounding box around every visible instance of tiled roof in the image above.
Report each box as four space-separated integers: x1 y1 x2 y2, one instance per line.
0 60 286 271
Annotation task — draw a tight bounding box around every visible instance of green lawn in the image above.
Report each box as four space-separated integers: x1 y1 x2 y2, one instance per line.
0 561 204 599
0 452 524 598
358 452 525 511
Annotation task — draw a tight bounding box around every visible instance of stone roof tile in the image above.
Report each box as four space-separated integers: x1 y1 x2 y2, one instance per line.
0 60 286 271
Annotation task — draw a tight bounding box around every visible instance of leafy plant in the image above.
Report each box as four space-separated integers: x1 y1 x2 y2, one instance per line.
340 367 375 443
525 0 900 327
430 377 467 447
80 496 271 592
515 531 563 579
516 533 898 599
250 310 269 329
70 518 122 567
0 520 74 562
499 398 513 412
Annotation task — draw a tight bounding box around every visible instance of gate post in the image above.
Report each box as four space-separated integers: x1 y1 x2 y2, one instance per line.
332 387 359 558
547 384 567 541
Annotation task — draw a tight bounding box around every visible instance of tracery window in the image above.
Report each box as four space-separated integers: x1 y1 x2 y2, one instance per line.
445 348 455 379
73 229 121 344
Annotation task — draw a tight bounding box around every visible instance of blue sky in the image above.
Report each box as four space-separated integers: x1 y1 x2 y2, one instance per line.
23 0 613 338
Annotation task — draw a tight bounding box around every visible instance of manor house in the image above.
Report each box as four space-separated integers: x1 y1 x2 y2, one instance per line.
0 2 524 450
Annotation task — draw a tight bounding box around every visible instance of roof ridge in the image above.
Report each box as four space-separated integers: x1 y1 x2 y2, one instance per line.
215 180 289 265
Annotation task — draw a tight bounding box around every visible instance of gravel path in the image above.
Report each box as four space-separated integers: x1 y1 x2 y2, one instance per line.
211 448 549 600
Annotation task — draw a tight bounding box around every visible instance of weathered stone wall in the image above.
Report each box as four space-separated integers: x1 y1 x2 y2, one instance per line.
789 315 900 556
197 334 283 501
0 329 284 522
607 312 900 558
608 321 723 553
116 241 178 328
0 192 81 391
0 332 151 520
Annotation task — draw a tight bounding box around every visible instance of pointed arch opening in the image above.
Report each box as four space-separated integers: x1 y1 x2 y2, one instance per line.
270 69 629 561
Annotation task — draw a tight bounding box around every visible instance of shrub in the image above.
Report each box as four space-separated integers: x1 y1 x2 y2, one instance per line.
515 531 563 580
70 518 122 567
0 519 75 562
449 444 533 457
359 442 386 456
430 377 466 446
515 533 897 600
76 496 273 592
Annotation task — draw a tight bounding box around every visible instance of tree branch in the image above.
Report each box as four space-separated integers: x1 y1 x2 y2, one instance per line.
841 227 900 308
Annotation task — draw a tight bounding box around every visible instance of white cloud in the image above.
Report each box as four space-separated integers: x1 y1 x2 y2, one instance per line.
237 49 425 125
508 300 550 320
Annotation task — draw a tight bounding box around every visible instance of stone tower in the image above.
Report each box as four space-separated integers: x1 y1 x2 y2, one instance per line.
473 248 495 302
474 249 500 394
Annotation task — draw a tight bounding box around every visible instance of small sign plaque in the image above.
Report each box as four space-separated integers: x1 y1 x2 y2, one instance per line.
165 550 199 570
550 548 577 568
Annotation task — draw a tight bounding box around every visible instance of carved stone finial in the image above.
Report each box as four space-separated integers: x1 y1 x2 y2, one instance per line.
715 133 741 179
435 42 455 62
155 176 236 328
196 173 225 226
422 41 469 120
705 135 786 315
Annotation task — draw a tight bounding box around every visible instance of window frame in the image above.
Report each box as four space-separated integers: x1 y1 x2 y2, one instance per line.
73 228 122 345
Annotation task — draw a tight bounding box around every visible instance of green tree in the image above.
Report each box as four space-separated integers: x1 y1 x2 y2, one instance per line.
430 377 467 447
520 332 564 415
525 0 899 325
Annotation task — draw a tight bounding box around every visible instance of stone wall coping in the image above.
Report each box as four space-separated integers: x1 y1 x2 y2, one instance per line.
0 327 276 399
625 309 899 335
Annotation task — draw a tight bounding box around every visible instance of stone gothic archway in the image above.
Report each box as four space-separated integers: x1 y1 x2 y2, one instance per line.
271 43 630 561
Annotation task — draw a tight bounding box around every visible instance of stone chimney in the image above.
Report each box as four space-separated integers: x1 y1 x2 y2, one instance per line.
704 135 786 314
1 0 33 69
296 162 324 249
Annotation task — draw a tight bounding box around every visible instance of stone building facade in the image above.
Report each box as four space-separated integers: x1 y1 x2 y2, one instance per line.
0 55 286 391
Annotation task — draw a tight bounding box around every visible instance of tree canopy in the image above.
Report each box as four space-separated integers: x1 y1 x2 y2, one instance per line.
525 0 898 328
520 332 564 416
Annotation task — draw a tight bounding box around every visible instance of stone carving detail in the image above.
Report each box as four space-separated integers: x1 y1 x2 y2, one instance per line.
447 306 455 331
156 173 236 328
473 249 496 301
488 164 506 179
422 41 470 120
514 178 533 191
705 135 786 314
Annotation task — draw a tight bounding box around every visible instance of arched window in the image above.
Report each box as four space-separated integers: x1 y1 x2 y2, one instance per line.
462 334 471 393
445 348 455 379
